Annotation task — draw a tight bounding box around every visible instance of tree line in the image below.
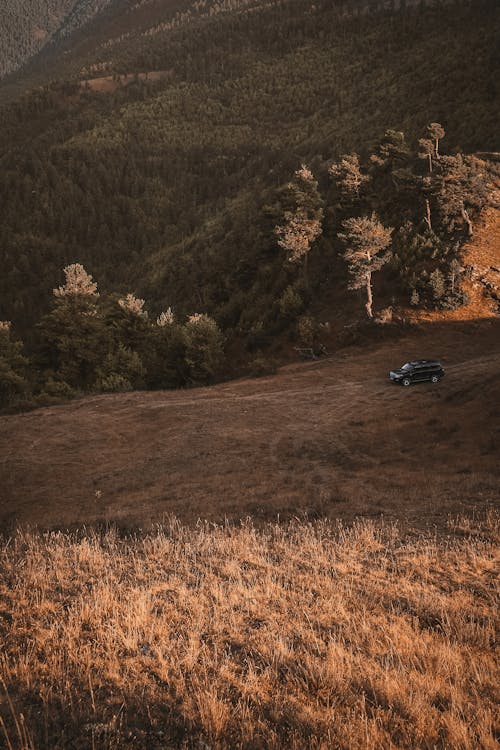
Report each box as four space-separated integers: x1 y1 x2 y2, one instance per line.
1 121 494 411
1 263 225 410
272 122 491 323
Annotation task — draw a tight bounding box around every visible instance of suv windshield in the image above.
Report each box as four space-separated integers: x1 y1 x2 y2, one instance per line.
401 363 412 370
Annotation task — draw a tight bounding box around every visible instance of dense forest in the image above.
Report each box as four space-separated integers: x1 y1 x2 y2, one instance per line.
0 0 499 408
0 0 112 79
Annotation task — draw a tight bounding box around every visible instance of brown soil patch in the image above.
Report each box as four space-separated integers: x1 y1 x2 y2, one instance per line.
1 319 499 532
81 69 172 93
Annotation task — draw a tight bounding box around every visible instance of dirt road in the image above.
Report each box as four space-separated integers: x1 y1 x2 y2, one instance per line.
1 319 499 530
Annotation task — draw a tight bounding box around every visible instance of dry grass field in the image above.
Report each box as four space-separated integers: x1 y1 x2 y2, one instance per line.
1 268 499 748
0 513 498 750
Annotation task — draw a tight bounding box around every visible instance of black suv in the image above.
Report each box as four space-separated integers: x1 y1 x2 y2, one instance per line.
389 359 445 386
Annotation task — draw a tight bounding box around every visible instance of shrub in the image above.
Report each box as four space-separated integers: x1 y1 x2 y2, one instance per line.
247 355 278 378
429 268 446 301
94 345 145 392
147 323 189 389
296 315 316 346
374 306 393 324
95 373 133 393
439 290 470 310
278 286 303 318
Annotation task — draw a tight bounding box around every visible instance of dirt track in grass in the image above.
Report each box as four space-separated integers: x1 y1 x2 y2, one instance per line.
1 318 499 531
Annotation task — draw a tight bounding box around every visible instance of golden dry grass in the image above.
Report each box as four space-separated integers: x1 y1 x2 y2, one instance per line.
1 514 499 749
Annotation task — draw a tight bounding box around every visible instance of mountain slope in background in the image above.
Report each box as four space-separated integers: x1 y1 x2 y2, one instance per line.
0 0 112 79
1 2 498 321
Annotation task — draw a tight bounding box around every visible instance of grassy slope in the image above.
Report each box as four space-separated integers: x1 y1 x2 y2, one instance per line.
0 514 498 749
1 315 499 531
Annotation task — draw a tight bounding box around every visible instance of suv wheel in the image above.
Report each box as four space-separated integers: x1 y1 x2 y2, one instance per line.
402 378 411 387
431 375 439 383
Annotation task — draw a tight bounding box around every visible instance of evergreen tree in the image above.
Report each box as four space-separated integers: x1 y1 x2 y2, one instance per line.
448 258 462 295
184 314 225 385
370 130 411 170
0 321 29 408
274 165 324 281
410 288 420 306
329 153 369 203
103 292 151 357
38 263 106 390
94 344 145 392
418 137 434 174
147 310 189 389
428 122 446 158
429 268 446 302
338 213 393 319
430 155 489 237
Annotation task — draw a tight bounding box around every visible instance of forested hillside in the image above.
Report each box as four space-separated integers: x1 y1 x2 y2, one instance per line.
0 0 112 79
0 0 499 407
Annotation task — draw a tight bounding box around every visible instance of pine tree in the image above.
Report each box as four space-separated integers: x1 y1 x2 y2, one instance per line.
104 292 151 356
448 258 462 295
430 154 489 237
53 263 99 298
147 317 188 389
418 138 434 174
329 153 369 202
410 288 420 306
429 268 446 301
274 165 324 281
38 264 106 390
370 130 411 169
184 313 224 385
0 321 29 408
338 213 393 319
94 344 146 392
428 122 446 158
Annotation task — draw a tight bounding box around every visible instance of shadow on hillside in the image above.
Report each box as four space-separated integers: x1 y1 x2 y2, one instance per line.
0 317 499 534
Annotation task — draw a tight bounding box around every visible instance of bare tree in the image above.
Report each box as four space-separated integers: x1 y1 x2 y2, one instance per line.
338 213 393 319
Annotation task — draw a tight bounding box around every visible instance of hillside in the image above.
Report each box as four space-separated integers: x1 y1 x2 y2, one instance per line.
2 195 500 531
0 0 498 359
0 0 112 79
2 4 499 748
1 316 499 531
402 201 500 323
